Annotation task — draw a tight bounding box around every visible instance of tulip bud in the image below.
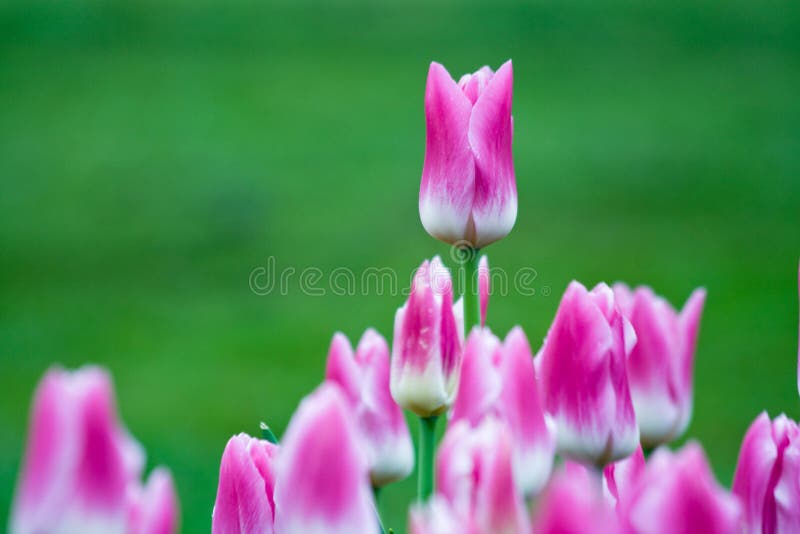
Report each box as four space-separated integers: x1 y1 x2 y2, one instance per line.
419 61 517 248
127 468 179 534
450 327 555 496
531 466 618 534
211 433 278 534
478 255 489 326
614 284 706 446
273 383 375 534
10 366 152 534
391 257 464 417
733 412 800 534
624 443 740 534
436 418 530 534
325 329 414 487
538 281 639 466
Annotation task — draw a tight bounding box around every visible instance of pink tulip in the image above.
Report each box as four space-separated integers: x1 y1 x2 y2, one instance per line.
478 255 489 326
273 383 375 534
531 467 619 534
624 443 740 534
450 327 555 496
419 61 517 248
10 366 159 534
324 329 414 487
538 281 639 466
127 468 179 534
732 412 800 534
603 445 646 515
436 418 530 534
614 283 706 446
409 497 474 534
211 433 278 534
391 257 464 417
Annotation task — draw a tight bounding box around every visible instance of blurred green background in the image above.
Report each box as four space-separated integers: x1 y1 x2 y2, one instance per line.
1 0 798 531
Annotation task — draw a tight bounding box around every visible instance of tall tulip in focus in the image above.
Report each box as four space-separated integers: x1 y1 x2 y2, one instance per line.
10 366 178 534
273 383 375 534
732 412 800 534
419 61 516 250
450 327 555 496
538 281 639 466
614 284 706 446
325 329 414 487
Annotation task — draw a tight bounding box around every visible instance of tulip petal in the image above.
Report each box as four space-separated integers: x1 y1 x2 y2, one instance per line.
324 333 360 404
468 60 516 248
273 383 374 534
420 62 476 245
450 328 502 428
128 468 179 534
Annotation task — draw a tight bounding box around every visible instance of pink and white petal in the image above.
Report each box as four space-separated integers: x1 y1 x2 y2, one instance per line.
732 412 776 533
420 62 476 245
468 60 516 248
128 468 179 534
273 383 374 534
774 425 800 532
324 333 361 404
450 328 502 428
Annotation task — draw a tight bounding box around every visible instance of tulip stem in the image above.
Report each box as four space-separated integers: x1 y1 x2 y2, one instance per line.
417 415 438 502
459 247 481 334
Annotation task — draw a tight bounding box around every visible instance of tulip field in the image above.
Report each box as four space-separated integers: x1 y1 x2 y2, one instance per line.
1 1 799 532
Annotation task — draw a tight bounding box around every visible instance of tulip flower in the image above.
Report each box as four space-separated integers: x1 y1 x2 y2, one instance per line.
419 61 516 249
603 445 646 515
409 497 472 534
10 366 177 534
436 418 530 533
624 443 740 534
128 468 179 534
614 283 706 446
538 281 639 466
325 329 414 487
273 383 375 534
479 255 489 326
391 256 464 417
211 433 278 534
450 327 555 496
732 412 800 534
532 466 619 534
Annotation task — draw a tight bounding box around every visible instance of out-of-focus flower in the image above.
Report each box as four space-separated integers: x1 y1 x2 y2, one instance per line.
450 327 555 496
478 255 489 326
273 383 375 534
391 257 464 417
211 433 278 534
531 466 619 534
436 418 530 534
128 468 179 534
538 281 639 466
732 412 800 534
603 445 646 515
325 329 414 487
624 443 740 534
10 366 177 534
614 284 706 446
409 497 474 534
419 61 516 248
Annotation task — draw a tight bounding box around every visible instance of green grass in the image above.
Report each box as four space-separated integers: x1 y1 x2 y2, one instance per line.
1 0 799 531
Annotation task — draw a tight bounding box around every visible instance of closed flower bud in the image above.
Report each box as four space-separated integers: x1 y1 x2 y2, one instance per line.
391 257 464 417
419 61 517 248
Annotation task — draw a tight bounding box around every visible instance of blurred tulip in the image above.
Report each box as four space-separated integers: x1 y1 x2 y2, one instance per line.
128 468 179 534
732 412 800 534
211 433 278 534
614 283 706 446
409 497 473 534
624 443 740 534
603 446 646 515
436 418 530 534
9 366 172 534
450 327 555 496
273 383 375 534
531 466 619 534
478 255 489 326
419 61 516 248
391 257 464 417
538 281 639 466
325 329 414 487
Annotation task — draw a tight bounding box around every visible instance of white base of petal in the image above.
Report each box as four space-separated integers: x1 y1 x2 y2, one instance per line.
391 365 452 417
632 391 690 447
554 414 638 467
369 436 415 487
419 198 471 246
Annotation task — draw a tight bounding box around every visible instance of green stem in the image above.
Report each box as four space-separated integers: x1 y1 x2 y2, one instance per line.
459 247 481 334
417 415 438 502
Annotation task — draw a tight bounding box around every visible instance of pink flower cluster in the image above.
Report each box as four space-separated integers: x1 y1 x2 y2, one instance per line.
9 60 800 534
